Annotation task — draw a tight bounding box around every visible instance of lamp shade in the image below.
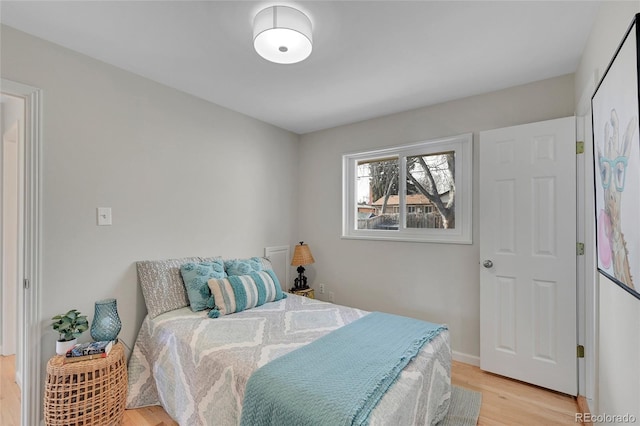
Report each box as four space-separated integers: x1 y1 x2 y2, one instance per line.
291 242 315 266
253 6 312 64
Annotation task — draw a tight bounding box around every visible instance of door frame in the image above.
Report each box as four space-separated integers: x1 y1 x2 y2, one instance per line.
576 79 598 411
1 78 43 426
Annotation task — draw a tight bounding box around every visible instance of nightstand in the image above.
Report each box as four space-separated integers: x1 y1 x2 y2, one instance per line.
290 288 315 299
44 342 127 426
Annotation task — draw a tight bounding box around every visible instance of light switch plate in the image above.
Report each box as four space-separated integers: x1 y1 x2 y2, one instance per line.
97 207 112 226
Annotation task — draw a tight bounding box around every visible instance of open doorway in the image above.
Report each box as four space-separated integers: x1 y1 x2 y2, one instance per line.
1 79 42 426
1 92 25 426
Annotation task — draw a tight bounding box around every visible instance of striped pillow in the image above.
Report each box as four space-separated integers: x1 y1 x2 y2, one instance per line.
207 270 286 318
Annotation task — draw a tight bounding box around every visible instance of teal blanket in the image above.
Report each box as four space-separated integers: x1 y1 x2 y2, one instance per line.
240 312 447 426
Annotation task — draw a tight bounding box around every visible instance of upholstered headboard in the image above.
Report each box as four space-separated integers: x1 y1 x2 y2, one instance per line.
264 245 290 290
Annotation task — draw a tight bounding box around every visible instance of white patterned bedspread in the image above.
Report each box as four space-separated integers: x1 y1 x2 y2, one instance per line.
126 295 451 425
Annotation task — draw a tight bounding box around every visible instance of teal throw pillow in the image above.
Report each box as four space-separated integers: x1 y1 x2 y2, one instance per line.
224 257 264 276
180 260 227 312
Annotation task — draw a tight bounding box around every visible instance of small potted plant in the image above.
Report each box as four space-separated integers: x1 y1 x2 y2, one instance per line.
51 309 89 355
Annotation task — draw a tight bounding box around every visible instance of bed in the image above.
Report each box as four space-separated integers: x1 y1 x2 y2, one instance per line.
126 257 452 425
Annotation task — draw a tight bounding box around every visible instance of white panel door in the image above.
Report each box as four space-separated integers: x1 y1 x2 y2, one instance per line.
479 116 577 395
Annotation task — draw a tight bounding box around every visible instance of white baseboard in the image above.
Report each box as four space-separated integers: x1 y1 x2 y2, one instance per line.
452 350 480 366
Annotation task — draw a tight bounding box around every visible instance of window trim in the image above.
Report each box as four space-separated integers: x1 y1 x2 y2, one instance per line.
342 133 473 244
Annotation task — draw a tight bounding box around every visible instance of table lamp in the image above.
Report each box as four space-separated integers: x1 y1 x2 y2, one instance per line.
291 241 314 290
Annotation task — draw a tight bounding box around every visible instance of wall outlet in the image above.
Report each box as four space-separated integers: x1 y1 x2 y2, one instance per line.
328 291 335 303
319 283 326 294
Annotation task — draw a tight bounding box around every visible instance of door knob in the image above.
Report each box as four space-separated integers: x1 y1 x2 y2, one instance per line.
483 260 493 268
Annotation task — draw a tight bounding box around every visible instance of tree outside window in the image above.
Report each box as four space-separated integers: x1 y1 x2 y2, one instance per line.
343 134 472 244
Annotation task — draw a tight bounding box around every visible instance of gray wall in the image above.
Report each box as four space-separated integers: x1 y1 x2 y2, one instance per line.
0 24 299 384
575 1 640 417
298 74 575 359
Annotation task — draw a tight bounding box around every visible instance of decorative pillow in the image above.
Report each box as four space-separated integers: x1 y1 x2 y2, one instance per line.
136 257 201 318
224 257 264 276
180 259 226 312
200 256 224 263
207 270 287 318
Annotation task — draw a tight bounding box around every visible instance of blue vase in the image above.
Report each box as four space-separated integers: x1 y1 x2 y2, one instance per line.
90 298 122 341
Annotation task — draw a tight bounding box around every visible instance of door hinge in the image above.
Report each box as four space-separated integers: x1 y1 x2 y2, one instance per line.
576 141 585 154
577 345 585 358
23 278 30 289
577 242 585 255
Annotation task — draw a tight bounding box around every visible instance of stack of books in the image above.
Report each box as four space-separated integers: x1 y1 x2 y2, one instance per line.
64 339 117 363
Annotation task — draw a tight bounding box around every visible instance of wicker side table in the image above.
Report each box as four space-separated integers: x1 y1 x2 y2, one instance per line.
44 342 127 426
290 288 315 299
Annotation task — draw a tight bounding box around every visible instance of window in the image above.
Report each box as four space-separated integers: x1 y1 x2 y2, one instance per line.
342 133 472 244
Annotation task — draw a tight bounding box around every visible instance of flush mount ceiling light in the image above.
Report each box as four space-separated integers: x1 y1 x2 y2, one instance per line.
253 5 312 64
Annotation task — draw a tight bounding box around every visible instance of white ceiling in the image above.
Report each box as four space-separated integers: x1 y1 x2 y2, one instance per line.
0 1 602 134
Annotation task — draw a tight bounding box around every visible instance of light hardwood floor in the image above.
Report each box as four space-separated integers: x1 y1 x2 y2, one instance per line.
1 356 580 425
452 361 581 425
0 355 21 426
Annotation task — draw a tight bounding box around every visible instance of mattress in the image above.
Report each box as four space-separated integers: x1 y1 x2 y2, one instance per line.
126 294 451 425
